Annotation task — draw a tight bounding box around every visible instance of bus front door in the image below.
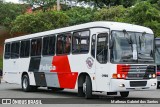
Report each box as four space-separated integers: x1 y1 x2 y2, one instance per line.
95 33 110 92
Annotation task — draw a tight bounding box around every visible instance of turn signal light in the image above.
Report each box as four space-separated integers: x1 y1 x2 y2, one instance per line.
112 73 126 79
112 73 117 78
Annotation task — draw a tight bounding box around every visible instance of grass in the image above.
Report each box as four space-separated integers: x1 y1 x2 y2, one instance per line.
0 57 2 69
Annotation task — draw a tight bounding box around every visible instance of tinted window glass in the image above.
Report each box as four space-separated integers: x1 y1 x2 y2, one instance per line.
31 38 42 56
4 43 11 59
72 30 90 54
91 34 96 58
96 33 108 63
11 42 20 59
57 33 71 55
20 40 30 58
43 35 56 56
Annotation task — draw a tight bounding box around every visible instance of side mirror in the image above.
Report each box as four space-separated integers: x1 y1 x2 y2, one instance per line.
123 30 132 44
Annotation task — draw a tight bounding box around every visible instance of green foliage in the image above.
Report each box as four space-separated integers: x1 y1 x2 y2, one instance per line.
78 0 136 8
66 7 95 25
93 6 127 22
23 0 57 12
0 2 28 28
124 1 160 37
11 11 70 33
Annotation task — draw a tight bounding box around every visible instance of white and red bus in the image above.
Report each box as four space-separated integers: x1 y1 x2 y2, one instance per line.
3 21 157 98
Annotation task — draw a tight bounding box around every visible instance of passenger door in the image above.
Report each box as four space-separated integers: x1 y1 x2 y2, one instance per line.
95 33 110 91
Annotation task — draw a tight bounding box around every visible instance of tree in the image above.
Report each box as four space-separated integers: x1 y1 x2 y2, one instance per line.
11 11 70 34
0 2 28 29
77 0 136 8
66 7 95 25
93 5 127 21
124 1 160 37
22 0 57 12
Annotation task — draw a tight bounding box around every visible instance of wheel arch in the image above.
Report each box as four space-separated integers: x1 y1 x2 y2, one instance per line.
21 72 28 80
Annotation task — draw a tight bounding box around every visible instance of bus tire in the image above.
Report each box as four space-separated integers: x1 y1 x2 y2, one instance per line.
120 91 129 97
78 87 85 97
157 82 160 89
22 75 34 92
84 75 92 99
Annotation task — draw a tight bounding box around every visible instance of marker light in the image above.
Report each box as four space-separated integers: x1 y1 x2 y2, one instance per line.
149 74 152 78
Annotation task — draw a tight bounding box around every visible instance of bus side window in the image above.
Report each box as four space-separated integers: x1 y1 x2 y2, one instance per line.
91 34 96 58
56 33 71 55
43 35 56 56
11 42 20 59
4 43 11 59
20 40 30 58
72 30 90 54
31 38 42 56
57 35 63 54
96 33 108 64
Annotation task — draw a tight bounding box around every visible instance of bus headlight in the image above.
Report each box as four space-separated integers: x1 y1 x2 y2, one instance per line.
152 74 156 78
149 74 152 78
117 74 121 78
122 74 125 78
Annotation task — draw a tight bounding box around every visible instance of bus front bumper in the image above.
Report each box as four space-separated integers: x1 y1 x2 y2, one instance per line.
110 79 157 92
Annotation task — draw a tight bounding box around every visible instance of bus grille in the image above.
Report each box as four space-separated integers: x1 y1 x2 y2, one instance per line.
130 81 147 87
121 65 155 79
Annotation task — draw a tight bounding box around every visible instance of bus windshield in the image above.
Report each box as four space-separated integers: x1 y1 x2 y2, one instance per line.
111 31 154 64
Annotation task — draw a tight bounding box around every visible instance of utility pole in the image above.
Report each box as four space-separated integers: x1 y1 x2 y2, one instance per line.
57 0 60 11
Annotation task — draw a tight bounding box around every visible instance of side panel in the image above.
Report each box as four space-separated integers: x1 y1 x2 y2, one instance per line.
3 58 32 85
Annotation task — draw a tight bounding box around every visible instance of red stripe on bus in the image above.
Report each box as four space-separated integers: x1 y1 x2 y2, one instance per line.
117 65 130 78
157 71 160 76
51 56 78 89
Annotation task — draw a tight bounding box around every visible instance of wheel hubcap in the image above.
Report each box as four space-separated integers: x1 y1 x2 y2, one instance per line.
23 78 28 89
83 81 86 94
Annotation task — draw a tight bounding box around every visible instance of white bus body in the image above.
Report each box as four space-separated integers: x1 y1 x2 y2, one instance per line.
3 21 157 98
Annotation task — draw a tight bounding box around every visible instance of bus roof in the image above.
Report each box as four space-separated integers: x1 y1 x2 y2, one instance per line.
155 38 160 40
5 21 153 43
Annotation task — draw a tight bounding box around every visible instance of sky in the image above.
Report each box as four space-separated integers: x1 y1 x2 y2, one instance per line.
5 0 20 3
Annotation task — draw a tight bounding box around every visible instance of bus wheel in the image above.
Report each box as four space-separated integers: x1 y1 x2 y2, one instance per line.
120 91 129 97
22 75 36 92
157 82 160 89
83 75 92 99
